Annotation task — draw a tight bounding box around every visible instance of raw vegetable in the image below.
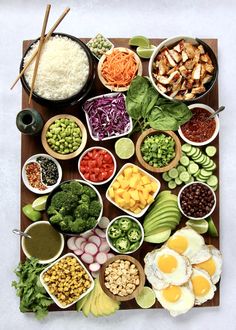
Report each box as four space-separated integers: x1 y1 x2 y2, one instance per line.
206 216 219 237
12 258 53 320
115 237 130 253
206 145 217 157
87 34 113 59
126 76 192 132
98 216 110 229
22 204 41 222
83 93 130 140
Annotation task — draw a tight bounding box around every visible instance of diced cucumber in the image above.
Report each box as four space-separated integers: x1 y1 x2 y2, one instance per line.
179 171 190 182
181 143 192 153
188 162 199 175
168 180 177 190
207 175 218 187
168 168 178 179
206 146 217 157
180 156 190 167
162 172 172 182
177 165 186 173
175 177 183 185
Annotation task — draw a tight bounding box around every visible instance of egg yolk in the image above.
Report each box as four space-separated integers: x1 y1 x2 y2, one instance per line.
162 285 181 302
194 258 216 276
191 275 210 296
167 235 188 254
157 254 177 273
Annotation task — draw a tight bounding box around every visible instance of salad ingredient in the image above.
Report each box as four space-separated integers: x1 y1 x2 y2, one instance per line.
80 148 115 183
67 237 78 251
137 45 155 59
22 204 41 222
144 228 172 244
95 252 108 264
129 35 150 48
141 134 176 168
42 255 92 307
32 195 49 211
206 216 219 237
94 228 106 238
12 258 53 319
115 137 135 159
84 242 98 256
126 76 192 132
83 93 131 140
25 162 47 191
115 237 130 253
46 118 82 154
98 216 110 229
81 253 94 264
205 146 217 157
186 219 209 234
36 156 59 186
87 34 113 59
135 286 156 308
88 235 101 247
47 181 102 233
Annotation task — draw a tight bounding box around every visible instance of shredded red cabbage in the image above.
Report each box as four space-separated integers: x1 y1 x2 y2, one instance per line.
83 93 131 140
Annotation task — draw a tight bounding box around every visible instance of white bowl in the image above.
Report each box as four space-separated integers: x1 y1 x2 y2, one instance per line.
22 153 62 194
106 163 161 218
83 92 133 141
21 221 64 264
106 215 144 254
178 103 220 146
78 146 117 185
178 182 216 220
40 252 94 309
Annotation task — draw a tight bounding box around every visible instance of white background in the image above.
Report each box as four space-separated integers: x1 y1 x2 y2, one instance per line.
1 0 236 329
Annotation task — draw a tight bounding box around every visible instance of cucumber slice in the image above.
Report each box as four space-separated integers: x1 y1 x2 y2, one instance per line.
180 156 190 167
207 175 218 187
179 171 190 182
168 180 177 189
196 154 206 164
188 162 199 175
212 184 218 192
200 169 213 178
192 149 202 160
204 163 217 171
175 177 183 185
196 177 207 183
168 168 178 179
193 169 200 177
188 147 197 157
206 216 218 237
186 175 194 184
206 146 217 157
162 172 172 182
177 165 186 173
202 157 212 167
181 143 192 153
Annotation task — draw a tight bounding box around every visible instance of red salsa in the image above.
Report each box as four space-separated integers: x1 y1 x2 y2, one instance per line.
181 108 216 143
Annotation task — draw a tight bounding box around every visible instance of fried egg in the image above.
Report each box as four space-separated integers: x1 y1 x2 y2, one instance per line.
193 245 222 284
166 227 210 264
190 268 216 305
154 284 195 317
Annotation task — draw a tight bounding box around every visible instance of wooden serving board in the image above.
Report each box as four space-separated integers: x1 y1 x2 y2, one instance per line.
20 38 220 311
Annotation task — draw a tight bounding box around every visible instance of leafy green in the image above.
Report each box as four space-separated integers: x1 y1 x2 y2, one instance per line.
126 76 192 132
12 258 53 320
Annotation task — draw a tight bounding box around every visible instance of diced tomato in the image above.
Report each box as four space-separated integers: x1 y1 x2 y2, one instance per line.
83 173 90 180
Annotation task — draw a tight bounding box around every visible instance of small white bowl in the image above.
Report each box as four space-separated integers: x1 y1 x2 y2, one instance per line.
21 221 64 264
83 92 133 141
106 163 161 218
78 146 117 185
40 253 95 309
178 182 216 220
22 153 62 194
106 215 144 254
178 103 220 146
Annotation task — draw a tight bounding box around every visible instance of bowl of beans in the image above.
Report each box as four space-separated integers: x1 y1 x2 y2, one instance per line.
41 114 87 160
178 182 216 220
136 128 182 173
178 103 220 146
22 154 62 194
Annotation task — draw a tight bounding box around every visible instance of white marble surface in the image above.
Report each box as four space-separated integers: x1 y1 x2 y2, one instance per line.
1 0 236 329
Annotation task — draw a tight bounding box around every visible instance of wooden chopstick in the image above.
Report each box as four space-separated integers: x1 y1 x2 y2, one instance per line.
10 7 70 90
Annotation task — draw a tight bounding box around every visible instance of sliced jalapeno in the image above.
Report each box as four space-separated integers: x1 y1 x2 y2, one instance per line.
127 227 142 242
118 217 132 231
129 241 141 251
108 224 122 239
115 237 130 253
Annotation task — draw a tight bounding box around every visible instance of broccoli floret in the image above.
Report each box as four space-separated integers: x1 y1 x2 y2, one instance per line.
47 205 57 215
89 200 102 218
83 186 97 199
79 194 90 205
60 215 74 231
50 191 78 214
74 204 89 219
61 181 84 196
70 218 87 233
86 216 97 228
49 211 63 224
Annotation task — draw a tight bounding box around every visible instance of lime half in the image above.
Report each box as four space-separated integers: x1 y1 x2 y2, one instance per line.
135 287 156 309
115 138 135 159
137 45 155 59
186 219 209 234
32 195 49 211
129 35 150 48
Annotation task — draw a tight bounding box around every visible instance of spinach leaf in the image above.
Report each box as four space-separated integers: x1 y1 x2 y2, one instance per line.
148 106 180 131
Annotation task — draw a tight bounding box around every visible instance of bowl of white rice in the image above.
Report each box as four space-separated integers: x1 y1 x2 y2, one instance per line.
20 33 95 107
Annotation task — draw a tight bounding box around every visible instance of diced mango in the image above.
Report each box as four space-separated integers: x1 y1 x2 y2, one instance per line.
142 189 149 200
151 181 158 192
116 175 124 183
139 191 147 206
141 175 151 185
147 195 155 204
108 187 115 199
129 198 136 207
120 179 129 189
133 207 142 214
116 188 125 196
124 167 133 179
123 191 130 202
132 166 139 174
145 184 154 192
115 196 126 207
129 176 139 189
130 190 139 201
112 181 120 189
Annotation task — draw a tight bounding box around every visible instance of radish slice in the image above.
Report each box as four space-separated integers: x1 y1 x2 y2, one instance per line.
89 262 101 272
81 230 94 239
81 253 94 264
88 235 101 247
99 241 110 253
107 253 115 259
74 249 84 256
95 228 106 238
95 252 108 265
84 242 98 256
98 216 110 229
67 237 77 251
80 241 87 252
91 271 100 278
75 237 86 249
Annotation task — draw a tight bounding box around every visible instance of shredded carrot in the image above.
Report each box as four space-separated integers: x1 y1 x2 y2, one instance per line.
101 49 139 87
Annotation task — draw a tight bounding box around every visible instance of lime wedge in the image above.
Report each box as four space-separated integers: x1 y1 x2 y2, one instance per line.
22 204 41 222
137 45 155 59
135 286 156 308
129 35 150 48
206 216 219 237
32 195 49 211
115 138 135 159
186 219 208 234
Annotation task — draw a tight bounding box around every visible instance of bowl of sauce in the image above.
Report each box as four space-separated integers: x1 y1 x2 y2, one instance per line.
22 221 64 264
178 104 220 146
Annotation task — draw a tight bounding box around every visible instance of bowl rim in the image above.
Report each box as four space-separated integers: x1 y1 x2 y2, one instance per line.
40 252 95 308
105 215 144 254
97 47 143 92
41 114 87 160
105 163 161 218
178 103 220 146
177 181 216 220
148 35 218 102
136 128 182 173
22 153 62 194
78 146 117 185
83 92 133 141
21 221 64 264
20 32 95 106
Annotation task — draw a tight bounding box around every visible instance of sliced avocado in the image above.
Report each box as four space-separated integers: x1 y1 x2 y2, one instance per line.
144 228 171 243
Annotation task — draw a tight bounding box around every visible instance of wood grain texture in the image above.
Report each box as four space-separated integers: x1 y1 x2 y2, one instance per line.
20 38 219 311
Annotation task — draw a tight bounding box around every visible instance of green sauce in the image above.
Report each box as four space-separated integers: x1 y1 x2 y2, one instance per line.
24 222 62 260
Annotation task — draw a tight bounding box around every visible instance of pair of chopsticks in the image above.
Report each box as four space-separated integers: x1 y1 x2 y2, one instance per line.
10 5 70 104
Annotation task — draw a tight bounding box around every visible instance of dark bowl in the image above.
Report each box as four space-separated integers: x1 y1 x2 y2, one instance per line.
20 33 95 108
